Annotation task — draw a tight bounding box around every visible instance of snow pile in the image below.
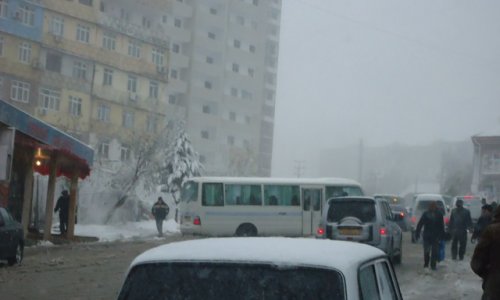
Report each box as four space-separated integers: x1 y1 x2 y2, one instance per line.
74 219 180 242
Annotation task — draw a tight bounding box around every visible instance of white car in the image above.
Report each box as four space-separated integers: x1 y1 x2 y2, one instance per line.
117 237 403 300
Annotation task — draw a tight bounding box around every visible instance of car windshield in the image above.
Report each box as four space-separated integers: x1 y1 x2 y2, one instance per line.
459 197 482 207
415 200 445 213
118 262 345 300
180 181 199 202
327 200 376 223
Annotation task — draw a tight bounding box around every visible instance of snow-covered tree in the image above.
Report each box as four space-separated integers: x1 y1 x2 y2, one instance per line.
160 129 203 204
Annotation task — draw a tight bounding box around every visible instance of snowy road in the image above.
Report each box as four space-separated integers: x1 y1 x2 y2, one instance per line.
0 227 485 299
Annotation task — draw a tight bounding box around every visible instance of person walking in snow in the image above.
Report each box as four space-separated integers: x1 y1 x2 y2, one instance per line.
152 197 169 237
54 190 70 235
449 199 473 260
472 204 493 242
415 201 445 270
471 206 500 300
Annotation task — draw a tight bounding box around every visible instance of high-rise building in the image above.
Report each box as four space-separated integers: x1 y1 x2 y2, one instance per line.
103 0 282 176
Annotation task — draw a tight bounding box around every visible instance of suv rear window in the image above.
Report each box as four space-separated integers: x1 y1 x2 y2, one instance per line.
415 200 445 213
327 200 376 223
118 262 345 300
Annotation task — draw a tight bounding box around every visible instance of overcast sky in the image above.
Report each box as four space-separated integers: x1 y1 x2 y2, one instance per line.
271 0 500 177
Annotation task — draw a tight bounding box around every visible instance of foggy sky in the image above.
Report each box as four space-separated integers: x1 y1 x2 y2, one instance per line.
272 0 500 177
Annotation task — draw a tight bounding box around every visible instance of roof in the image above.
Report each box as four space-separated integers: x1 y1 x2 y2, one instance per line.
187 176 362 186
415 194 444 201
130 237 385 271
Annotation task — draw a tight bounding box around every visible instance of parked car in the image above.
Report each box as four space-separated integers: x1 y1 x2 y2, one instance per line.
390 204 411 232
117 237 403 300
409 194 449 243
374 194 404 206
452 195 483 225
0 207 24 266
316 196 403 264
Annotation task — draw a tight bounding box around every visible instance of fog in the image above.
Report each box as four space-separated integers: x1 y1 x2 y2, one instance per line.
272 0 500 178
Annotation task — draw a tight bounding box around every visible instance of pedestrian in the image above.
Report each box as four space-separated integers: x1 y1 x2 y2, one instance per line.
151 197 169 237
449 199 473 260
472 204 493 243
415 201 445 270
481 198 487 206
54 190 69 235
471 206 500 300
491 201 498 212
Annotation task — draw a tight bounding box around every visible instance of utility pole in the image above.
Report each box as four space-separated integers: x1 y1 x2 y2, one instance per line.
294 160 306 178
358 139 364 183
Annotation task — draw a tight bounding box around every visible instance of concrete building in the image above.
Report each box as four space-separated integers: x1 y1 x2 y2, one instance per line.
471 133 500 203
1 0 173 171
102 0 282 176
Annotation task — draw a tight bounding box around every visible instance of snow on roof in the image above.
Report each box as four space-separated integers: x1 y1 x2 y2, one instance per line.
186 176 362 186
130 237 385 272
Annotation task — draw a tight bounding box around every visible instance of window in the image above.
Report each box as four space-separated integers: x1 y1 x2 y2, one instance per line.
233 39 241 48
0 36 3 56
375 262 398 300
152 48 164 66
249 45 256 53
327 200 375 223
229 112 236 121
227 136 235 145
264 185 300 206
103 68 113 86
202 105 210 114
202 183 224 206
39 88 60 111
122 111 134 129
199 155 206 163
76 24 90 43
142 17 151 28
206 56 213 64
18 4 35 26
128 40 141 58
69 96 82 116
242 90 252 100
98 142 109 159
18 42 31 64
248 68 254 77
51 17 64 36
149 81 158 98
97 104 110 122
127 75 137 92
236 16 245 25
102 32 116 50
172 43 180 53
170 69 178 79
79 0 93 6
0 0 7 18
208 32 216 39
10 80 30 103
174 18 182 28
230 87 238 97
252 0 259 5
146 115 157 133
201 130 209 139
162 15 167 23
46 53 62 72
325 186 363 198
168 94 177 104
232 63 239 73
120 146 130 161
209 7 217 15
225 184 262 206
359 265 380 300
204 81 212 89
73 61 87 80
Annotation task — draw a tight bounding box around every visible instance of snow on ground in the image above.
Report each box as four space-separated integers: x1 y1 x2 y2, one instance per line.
74 219 180 242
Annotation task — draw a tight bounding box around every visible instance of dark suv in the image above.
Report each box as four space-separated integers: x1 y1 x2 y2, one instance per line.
0 207 24 266
317 197 403 264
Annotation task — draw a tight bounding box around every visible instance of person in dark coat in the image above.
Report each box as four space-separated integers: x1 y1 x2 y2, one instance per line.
415 201 445 270
449 199 473 260
151 197 169 237
472 205 493 242
471 206 500 300
54 190 70 234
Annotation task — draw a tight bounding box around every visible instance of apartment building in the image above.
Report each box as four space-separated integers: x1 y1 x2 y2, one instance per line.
103 0 282 176
0 0 173 169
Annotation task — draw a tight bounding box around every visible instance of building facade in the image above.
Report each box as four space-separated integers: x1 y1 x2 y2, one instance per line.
1 0 172 170
471 133 500 203
103 0 282 176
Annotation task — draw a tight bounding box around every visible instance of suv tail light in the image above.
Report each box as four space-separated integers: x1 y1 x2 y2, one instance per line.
316 227 325 236
193 216 201 226
379 227 387 235
444 217 449 225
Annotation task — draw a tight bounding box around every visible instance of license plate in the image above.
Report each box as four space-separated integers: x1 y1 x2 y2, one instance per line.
339 228 361 236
